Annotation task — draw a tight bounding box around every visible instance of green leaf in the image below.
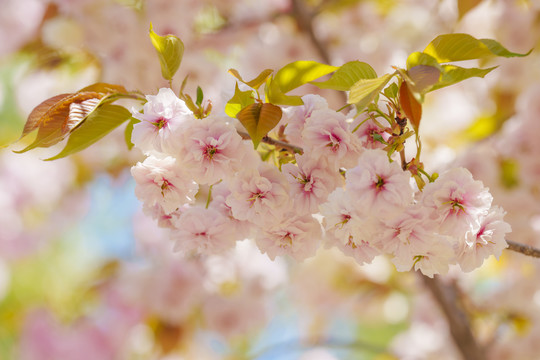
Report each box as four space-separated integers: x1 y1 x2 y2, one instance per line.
273 60 337 94
424 33 530 63
406 52 442 70
265 76 303 106
430 65 496 91
124 117 140 150
225 83 256 118
149 23 184 81
348 73 393 111
236 102 282 148
383 83 399 99
311 61 377 91
196 86 203 106
44 105 132 160
480 38 533 58
228 68 274 90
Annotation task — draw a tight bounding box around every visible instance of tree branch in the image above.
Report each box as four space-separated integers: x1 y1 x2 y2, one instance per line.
290 0 331 64
506 240 540 258
237 130 304 154
421 275 486 360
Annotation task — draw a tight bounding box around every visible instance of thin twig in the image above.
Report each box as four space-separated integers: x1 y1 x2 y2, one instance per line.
506 240 540 258
237 130 304 154
421 275 486 360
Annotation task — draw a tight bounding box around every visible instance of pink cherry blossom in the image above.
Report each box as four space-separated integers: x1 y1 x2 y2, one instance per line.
282 154 343 215
346 149 413 219
131 155 198 215
377 204 455 276
320 188 381 264
171 206 238 255
391 235 455 278
282 94 329 146
255 213 321 261
226 163 291 227
301 109 362 170
421 167 493 237
349 114 389 150
177 116 260 185
458 206 511 272
131 87 193 155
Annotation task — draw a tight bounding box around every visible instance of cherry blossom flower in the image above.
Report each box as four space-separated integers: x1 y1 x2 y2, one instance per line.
176 116 260 184
421 167 493 237
131 155 198 215
282 154 343 215
255 213 321 261
349 115 389 150
391 235 454 278
171 206 238 255
282 94 329 145
226 163 291 227
301 109 362 170
320 188 381 264
131 87 193 155
346 149 413 219
458 206 511 272
377 204 455 276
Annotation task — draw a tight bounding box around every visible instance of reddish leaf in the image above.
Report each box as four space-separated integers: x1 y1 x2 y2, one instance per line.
399 82 422 132
20 93 72 139
15 91 104 152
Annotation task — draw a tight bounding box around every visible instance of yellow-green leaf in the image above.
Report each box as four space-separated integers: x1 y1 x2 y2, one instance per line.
44 105 132 160
228 68 273 90
236 102 282 148
124 117 140 150
273 60 337 94
225 83 256 118
348 73 393 111
406 52 442 70
311 61 377 91
265 76 303 106
399 81 422 132
149 23 184 81
424 33 530 63
480 38 532 58
430 65 496 91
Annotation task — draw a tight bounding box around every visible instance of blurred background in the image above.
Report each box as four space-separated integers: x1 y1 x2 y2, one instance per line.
1 0 540 359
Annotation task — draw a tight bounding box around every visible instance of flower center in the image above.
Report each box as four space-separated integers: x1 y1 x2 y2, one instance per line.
152 116 168 129
204 145 218 160
247 191 265 206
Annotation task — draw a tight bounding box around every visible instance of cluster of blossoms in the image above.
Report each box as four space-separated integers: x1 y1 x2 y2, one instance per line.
130 87 511 277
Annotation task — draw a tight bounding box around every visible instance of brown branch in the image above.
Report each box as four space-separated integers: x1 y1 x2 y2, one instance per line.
237 130 304 154
506 240 540 258
421 275 486 360
290 0 331 64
